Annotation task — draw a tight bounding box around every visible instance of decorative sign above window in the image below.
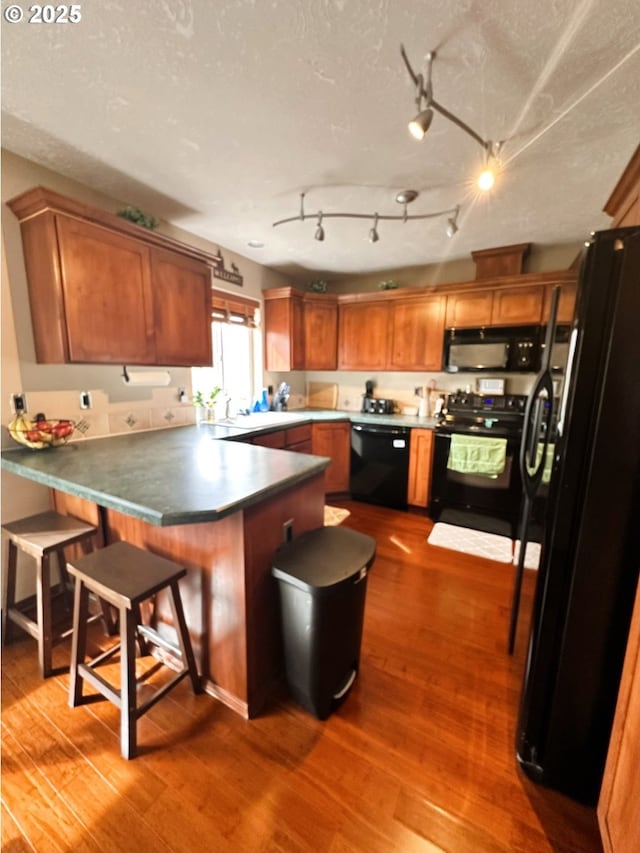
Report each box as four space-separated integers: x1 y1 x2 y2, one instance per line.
213 251 243 286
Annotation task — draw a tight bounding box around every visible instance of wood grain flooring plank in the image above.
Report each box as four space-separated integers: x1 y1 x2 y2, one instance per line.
1 500 601 853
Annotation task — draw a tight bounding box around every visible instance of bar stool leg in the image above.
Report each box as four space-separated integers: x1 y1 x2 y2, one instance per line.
168 579 202 694
2 541 18 647
36 554 53 678
69 580 91 708
120 607 137 760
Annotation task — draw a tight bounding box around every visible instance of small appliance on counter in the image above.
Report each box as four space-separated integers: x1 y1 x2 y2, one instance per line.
361 379 394 414
272 382 290 411
361 397 394 415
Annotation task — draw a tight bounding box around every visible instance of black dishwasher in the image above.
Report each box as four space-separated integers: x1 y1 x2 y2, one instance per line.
350 423 410 509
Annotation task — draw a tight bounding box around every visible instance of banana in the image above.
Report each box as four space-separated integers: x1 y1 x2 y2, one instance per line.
7 414 46 449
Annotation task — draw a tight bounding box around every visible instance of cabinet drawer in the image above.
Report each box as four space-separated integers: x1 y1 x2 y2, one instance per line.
285 424 312 446
252 430 286 449
287 440 313 454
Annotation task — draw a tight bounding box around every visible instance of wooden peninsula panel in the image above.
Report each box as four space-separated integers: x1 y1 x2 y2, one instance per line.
53 472 325 719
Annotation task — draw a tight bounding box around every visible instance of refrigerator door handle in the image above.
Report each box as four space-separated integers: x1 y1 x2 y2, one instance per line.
555 326 579 439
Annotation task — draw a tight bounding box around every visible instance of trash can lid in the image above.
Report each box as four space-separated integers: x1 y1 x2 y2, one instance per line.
272 526 376 592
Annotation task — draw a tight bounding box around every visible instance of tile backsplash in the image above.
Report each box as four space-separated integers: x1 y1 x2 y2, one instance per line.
8 387 197 444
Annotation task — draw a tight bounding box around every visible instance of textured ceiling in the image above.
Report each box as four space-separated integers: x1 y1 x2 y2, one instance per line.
2 0 639 278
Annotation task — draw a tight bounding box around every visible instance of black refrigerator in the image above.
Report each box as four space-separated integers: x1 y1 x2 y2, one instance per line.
515 225 640 805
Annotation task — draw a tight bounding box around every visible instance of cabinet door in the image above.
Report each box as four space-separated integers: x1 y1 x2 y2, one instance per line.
407 429 434 507
264 295 304 371
492 286 544 325
598 578 640 853
304 300 337 369
150 248 212 366
388 297 446 371
445 291 493 327
56 215 155 363
338 302 389 370
544 283 577 323
311 422 351 494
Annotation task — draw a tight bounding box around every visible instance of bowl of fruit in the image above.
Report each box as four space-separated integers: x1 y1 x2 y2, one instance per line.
8 412 76 449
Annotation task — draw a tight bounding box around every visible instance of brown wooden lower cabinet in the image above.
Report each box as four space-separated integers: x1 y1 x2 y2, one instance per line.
407 429 434 507
598 576 640 853
311 421 351 495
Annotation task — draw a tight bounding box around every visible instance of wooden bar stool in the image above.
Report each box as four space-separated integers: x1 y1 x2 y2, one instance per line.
1 510 106 678
67 541 202 759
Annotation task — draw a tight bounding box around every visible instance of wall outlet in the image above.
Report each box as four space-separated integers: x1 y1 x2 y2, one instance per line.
79 391 92 409
11 393 27 414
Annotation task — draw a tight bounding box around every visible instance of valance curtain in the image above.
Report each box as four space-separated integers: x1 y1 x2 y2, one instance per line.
211 290 260 328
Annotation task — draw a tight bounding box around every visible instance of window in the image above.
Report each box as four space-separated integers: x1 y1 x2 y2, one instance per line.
191 291 261 413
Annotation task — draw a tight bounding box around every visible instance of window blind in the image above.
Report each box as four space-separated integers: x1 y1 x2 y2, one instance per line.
211 290 260 327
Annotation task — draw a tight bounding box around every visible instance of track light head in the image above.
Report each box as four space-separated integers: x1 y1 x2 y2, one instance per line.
408 107 433 141
446 205 460 238
314 212 325 241
369 213 380 243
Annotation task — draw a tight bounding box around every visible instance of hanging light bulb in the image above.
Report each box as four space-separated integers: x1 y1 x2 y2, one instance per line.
369 213 380 243
314 212 325 241
477 167 495 191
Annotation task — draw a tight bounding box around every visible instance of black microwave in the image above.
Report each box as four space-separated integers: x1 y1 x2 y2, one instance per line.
443 325 542 373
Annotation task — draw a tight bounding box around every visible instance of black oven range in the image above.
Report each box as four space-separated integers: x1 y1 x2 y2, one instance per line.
429 393 530 538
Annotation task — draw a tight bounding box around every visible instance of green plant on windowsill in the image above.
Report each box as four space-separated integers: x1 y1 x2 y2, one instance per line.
116 206 159 230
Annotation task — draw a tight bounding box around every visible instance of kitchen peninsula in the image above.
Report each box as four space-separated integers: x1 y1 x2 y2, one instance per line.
2 425 331 718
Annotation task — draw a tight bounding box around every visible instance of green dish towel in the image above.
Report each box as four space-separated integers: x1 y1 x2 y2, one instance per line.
525 442 555 484
447 434 507 477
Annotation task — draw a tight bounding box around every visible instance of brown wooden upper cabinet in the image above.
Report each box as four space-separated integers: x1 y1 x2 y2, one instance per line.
263 288 305 371
446 277 577 329
446 286 544 327
445 290 494 327
388 295 446 371
7 187 214 366
338 300 389 370
491 285 545 325
544 282 578 324
263 288 337 371
303 294 338 370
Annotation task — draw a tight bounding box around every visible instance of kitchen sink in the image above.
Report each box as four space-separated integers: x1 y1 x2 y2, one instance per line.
215 412 306 429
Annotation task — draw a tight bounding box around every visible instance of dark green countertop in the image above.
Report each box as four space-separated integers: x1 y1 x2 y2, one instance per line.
2 410 437 527
1 426 330 526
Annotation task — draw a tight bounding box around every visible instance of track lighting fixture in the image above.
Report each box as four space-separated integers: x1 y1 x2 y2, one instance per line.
273 190 462 243
401 45 504 188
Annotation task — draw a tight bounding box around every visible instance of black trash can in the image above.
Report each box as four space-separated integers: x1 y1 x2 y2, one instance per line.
272 526 376 719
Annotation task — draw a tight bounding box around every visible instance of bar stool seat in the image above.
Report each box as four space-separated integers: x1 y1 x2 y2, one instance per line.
67 541 202 759
1 510 107 678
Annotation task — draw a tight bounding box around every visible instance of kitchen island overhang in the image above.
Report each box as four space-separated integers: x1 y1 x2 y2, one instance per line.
2 425 331 718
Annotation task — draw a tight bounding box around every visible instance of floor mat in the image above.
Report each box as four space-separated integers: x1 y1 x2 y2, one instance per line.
513 539 541 570
324 505 351 526
427 522 513 563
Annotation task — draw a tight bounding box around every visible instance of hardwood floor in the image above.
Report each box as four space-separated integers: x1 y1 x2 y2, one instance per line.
1 501 602 852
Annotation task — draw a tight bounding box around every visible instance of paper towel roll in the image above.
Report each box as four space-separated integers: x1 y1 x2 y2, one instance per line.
121 367 171 386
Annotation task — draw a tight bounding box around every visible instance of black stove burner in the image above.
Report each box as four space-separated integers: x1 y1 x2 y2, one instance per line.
438 392 528 438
